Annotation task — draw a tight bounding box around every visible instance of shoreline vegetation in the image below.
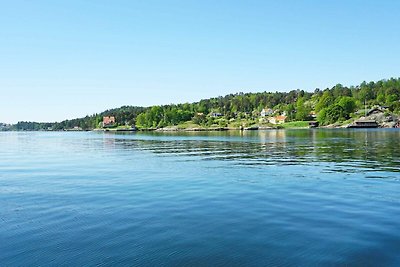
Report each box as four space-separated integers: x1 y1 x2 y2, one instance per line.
2 78 400 132
93 120 312 132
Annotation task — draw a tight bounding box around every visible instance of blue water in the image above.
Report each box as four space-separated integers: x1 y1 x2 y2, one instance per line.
1 130 399 266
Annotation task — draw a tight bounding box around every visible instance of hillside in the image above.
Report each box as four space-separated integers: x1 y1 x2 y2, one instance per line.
9 78 400 131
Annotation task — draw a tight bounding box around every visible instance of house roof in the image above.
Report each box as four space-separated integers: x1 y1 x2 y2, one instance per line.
103 116 115 123
356 119 377 123
366 107 385 116
275 115 287 120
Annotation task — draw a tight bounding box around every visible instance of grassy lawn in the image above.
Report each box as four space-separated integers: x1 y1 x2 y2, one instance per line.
279 121 310 128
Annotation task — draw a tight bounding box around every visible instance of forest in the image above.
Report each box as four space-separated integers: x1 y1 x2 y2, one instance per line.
6 78 400 131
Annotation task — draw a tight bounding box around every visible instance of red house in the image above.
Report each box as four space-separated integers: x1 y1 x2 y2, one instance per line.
103 116 115 127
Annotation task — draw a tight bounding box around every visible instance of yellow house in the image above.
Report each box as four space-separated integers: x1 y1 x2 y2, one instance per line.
269 115 287 124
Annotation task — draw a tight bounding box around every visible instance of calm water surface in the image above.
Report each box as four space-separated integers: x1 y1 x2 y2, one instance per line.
1 129 399 266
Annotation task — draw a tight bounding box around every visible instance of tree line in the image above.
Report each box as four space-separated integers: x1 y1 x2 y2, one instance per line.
8 78 400 130
135 78 400 127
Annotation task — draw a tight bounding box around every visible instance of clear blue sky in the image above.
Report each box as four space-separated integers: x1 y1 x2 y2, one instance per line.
1 0 399 123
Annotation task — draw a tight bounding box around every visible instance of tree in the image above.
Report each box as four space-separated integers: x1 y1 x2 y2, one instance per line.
317 104 347 125
285 103 296 121
359 82 375 102
295 97 311 121
315 91 334 112
338 97 356 118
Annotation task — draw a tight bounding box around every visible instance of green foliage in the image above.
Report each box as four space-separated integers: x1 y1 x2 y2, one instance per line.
337 96 356 117
295 97 311 121
7 78 400 131
279 121 310 128
50 106 145 131
315 91 334 112
285 103 296 121
318 104 345 125
192 113 207 125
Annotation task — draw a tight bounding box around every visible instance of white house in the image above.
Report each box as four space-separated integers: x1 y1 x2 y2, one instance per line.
260 108 274 117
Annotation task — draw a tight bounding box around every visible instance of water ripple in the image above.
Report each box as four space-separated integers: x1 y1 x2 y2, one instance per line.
0 130 400 266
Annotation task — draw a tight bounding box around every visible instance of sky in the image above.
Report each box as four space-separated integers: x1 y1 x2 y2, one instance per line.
1 0 400 123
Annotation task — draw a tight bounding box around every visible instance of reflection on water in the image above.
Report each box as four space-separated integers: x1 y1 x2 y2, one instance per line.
0 129 399 266
105 129 400 173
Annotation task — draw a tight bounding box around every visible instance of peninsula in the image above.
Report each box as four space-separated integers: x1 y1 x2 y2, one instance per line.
4 78 400 132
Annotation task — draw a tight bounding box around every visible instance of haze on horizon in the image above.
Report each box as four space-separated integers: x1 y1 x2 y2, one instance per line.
1 0 399 124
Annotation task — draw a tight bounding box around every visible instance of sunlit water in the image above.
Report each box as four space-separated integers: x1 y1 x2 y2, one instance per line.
1 129 399 266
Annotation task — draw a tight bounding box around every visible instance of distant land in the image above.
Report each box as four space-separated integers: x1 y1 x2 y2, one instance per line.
1 78 400 132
